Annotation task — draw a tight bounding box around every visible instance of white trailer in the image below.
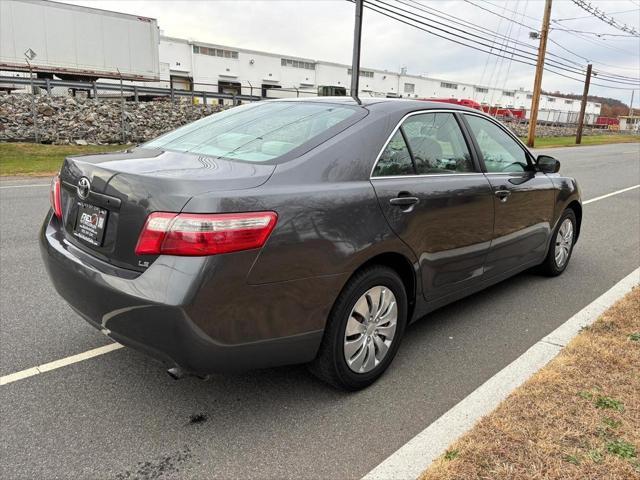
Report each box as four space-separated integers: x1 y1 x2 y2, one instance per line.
0 0 160 81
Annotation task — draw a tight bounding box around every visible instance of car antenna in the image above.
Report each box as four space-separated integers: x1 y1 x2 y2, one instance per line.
350 0 363 105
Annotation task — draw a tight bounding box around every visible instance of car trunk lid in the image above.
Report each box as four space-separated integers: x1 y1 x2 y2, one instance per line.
58 147 275 272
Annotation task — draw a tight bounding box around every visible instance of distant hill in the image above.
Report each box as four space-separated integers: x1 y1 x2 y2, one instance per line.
542 91 633 117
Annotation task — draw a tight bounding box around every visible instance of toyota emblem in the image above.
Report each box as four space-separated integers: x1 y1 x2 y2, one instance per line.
77 177 91 200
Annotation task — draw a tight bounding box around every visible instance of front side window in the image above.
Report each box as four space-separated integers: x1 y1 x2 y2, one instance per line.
402 113 474 174
144 102 359 163
464 114 529 172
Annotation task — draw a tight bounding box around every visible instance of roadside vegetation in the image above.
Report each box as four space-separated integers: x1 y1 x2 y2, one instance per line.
526 134 640 148
421 287 640 480
0 143 129 177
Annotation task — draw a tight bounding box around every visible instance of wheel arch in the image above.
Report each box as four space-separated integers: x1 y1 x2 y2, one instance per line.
347 252 418 322
567 200 582 241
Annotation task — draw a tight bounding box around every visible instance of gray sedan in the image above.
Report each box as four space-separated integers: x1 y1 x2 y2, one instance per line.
41 98 581 390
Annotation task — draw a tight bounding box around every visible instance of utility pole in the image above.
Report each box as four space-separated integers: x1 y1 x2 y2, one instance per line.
350 0 364 103
526 0 552 148
575 63 592 145
629 90 635 116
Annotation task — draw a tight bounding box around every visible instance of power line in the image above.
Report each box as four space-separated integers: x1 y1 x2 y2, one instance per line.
551 26 638 38
466 0 638 38
569 0 639 36
367 0 639 85
400 0 638 80
371 1 579 77
552 24 639 56
458 0 639 77
547 37 640 73
360 0 639 90
549 7 640 21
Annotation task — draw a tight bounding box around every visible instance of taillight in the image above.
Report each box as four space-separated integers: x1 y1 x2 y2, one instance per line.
135 211 278 256
49 174 62 219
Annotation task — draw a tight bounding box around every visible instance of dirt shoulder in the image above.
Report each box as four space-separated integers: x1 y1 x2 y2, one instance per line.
420 288 640 479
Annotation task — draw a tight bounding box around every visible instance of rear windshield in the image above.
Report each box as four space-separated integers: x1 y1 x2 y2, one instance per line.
143 102 360 163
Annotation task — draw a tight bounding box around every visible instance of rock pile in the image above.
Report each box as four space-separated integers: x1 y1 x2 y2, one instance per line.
0 93 224 144
0 93 629 144
506 121 621 138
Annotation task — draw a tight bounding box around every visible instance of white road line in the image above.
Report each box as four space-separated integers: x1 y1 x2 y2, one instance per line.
0 182 637 388
362 267 640 480
0 343 123 386
583 184 639 205
0 183 49 189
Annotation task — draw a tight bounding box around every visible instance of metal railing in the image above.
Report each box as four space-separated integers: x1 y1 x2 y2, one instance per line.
0 75 264 103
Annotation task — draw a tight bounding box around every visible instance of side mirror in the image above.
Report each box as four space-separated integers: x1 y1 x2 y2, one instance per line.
536 155 560 173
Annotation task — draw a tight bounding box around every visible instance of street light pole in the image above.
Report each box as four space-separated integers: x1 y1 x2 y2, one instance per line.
350 0 364 103
526 0 552 148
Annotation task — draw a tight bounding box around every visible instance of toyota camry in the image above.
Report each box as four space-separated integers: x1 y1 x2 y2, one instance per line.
41 98 582 390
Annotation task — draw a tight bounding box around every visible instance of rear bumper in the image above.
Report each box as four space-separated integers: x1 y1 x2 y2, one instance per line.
40 212 343 374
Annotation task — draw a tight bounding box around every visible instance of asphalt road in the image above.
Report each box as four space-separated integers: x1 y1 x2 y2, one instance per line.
1 142 639 480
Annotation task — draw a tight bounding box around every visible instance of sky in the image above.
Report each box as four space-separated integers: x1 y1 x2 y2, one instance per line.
63 0 639 104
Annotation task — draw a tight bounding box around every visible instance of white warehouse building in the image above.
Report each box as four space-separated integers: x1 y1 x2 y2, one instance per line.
155 35 601 123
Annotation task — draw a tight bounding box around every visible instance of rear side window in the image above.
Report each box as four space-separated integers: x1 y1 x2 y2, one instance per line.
144 102 359 163
372 111 475 177
402 113 474 174
372 131 414 177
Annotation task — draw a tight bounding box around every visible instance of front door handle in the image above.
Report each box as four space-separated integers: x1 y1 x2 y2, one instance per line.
389 196 419 207
494 189 511 202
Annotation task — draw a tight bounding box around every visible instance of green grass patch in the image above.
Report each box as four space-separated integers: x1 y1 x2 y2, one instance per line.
521 134 640 149
606 440 636 459
0 142 129 177
595 396 624 412
564 454 581 465
443 449 459 461
578 390 594 400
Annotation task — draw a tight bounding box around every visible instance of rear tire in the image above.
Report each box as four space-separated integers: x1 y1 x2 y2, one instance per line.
538 209 577 276
309 266 407 391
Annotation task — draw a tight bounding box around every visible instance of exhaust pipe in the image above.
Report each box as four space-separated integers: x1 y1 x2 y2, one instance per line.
167 367 187 380
167 367 209 381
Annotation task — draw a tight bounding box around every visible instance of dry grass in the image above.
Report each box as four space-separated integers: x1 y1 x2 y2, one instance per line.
421 288 640 480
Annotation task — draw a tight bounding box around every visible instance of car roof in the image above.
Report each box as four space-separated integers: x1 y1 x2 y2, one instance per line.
268 96 481 115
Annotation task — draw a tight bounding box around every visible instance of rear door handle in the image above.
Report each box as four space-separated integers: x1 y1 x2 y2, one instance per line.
494 189 511 202
389 196 419 207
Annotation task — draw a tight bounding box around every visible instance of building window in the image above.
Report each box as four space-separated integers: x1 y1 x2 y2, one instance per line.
475 87 488 93
281 58 316 70
194 45 238 59
441 82 458 89
502 91 515 97
404 83 415 94
595 103 601 108
564 100 573 105
547 97 556 103
526 94 533 99
347 68 374 78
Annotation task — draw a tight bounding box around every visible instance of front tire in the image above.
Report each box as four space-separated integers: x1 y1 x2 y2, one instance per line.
539 209 577 276
309 266 407 391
